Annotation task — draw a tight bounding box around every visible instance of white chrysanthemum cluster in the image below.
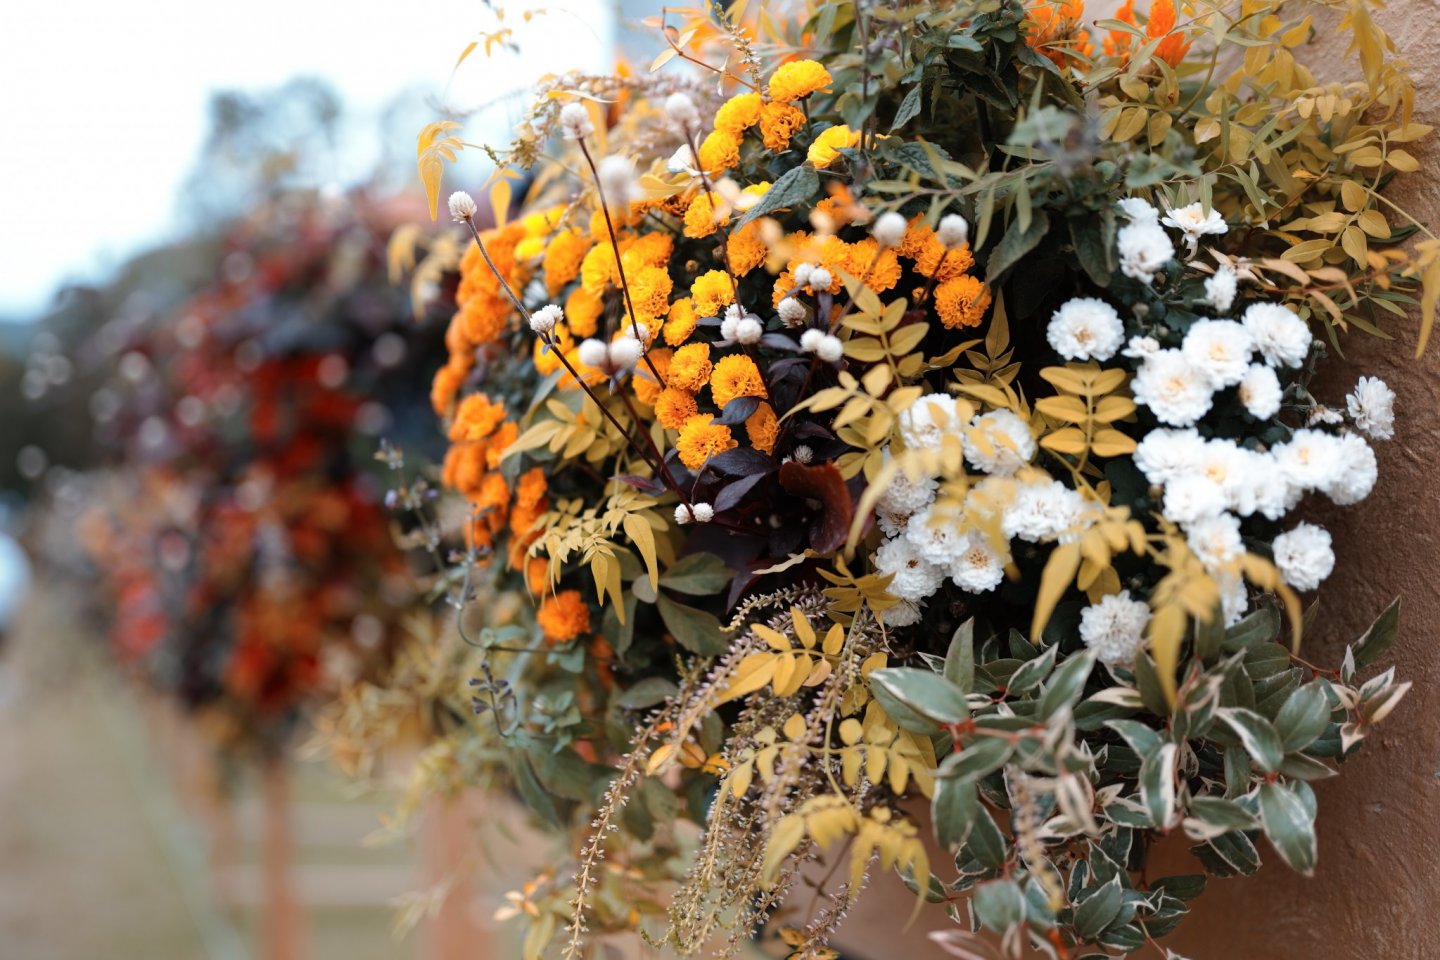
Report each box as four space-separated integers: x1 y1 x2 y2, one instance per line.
1079 590 1152 666
1047 297 1125 362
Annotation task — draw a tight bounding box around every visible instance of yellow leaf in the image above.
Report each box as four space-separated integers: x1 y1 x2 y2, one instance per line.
490 178 512 229
1089 428 1137 458
1039 427 1088 456
1148 604 1187 706
716 653 777 704
1032 541 1081 640
1035 396 1088 423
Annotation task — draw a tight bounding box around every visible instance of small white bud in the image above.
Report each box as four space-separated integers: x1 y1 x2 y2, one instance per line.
530 304 563 336
719 315 739 341
792 262 815 287
559 102 594 141
776 297 806 326
791 444 814 464
937 213 969 249
577 338 610 369
872 211 907 248
608 336 643 372
734 317 764 345
674 504 693 525
799 329 825 353
815 334 844 364
597 155 634 210
664 93 700 131
691 502 715 523
807 267 833 290
448 191 478 222
625 320 650 343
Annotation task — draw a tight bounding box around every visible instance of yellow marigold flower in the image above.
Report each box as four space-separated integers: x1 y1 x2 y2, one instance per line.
709 354 766 409
543 228 591 296
727 222 768 276
758 101 806 151
632 348 672 405
580 242 620 293
808 125 861 169
769 59 832 102
537 589 590 643
935 275 993 329
842 238 903 293
676 414 738 470
564 287 603 338
629 264 673 320
691 270 735 317
450 393 508 442
684 192 727 239
698 130 741 173
663 298 698 346
654 387 699 430
714 92 762 136
667 342 713 392
514 235 546 262
745 401 779 455
622 231 674 270
901 219 975 280
515 467 548 509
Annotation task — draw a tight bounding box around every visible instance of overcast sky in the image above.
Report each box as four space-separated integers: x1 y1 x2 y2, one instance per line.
0 0 614 320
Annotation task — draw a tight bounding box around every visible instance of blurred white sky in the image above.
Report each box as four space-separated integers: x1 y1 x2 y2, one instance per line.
0 0 615 319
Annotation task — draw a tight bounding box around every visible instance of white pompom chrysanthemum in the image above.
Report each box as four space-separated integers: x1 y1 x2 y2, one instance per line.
559 102 594 140
1117 197 1159 222
1079 590 1152 666
904 502 969 566
1346 375 1396 440
1047 297 1124 361
1271 522 1335 591
1161 474 1227 526
1242 303 1311 369
1204 264 1238 313
1134 428 1207 485
1122 335 1161 359
1003 480 1091 543
882 599 923 627
878 466 938 518
875 535 946 601
899 393 962 450
1186 512 1244 571
448 191 478 222
963 409 1036 475
1273 428 1344 494
1182 319 1253 388
949 530 1006 593
1118 219 1175 284
1131 349 1214 427
872 211 908 248
1237 364 1282 420
1325 433 1377 506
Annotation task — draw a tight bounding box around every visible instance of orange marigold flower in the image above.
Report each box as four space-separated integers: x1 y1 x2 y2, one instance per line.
758 101 806 151
542 228 591 296
668 342 713 392
745 401 779 455
709 354 766 409
477 471 511 514
442 444 486 499
510 496 547 540
935 275 993 329
632 348 672 405
622 231 674 270
525 556 549 595
515 467 548 510
430 361 466 417
628 264 673 320
769 59 832 102
676 414 738 470
683 191 727 239
486 421 518 469
537 589 590 643
698 130 741 173
663 298 698 346
450 393 508 442
690 270 735 317
714 92 762 136
901 219 974 280
654 387 699 430
565 286 604 337
727 222 768 276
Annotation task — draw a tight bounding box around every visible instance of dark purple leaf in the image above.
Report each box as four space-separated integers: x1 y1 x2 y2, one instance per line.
618 474 666 495
714 473 765 512
778 460 854 554
707 447 775 477
711 396 761 426
762 333 801 352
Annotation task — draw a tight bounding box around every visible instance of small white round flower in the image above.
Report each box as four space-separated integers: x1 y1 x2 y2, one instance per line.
1131 349 1214 427
791 444 814 464
937 213 969 249
1242 303 1311 369
1003 480 1091 543
899 393 962 450
1325 433 1377 506
792 262 816 287
1118 219 1176 284
1117 197 1160 222
1047 297 1125 361
807 266 833 290
664 92 700 131
447 191 478 222
608 336 644 373
1271 522 1334 591
949 530 1005 593
1161 201 1228 253
1186 512 1244 571
1346 375 1396 440
597 155 635 209
1162 474 1227 526
1182 319 1253 388
1122 335 1161 359
1079 590 1152 666
878 467 937 519
1204 265 1238 314
559 102 594 140
882 598 923 627
777 297 807 326
799 328 826 354
1237 364 1282 419
872 211 908 248
625 321 651 343
691 502 715 523
875 535 946 601
577 338 610 370
733 316 764 345
1134 428 1207 485
963 409 1036 475
674 504 693 525
905 502 969 566
1273 428 1344 494
814 334 844 364
529 304 564 336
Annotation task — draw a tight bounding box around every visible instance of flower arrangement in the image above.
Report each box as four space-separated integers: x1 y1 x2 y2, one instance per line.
394 0 1427 954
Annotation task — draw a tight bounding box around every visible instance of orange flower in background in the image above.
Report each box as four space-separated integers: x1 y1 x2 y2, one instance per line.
935 275 993 329
727 222 768 276
698 130 741 173
690 271 735 317
676 415 738 470
714 92 762 136
684 192 726 239
565 286 603 338
632 348 672 405
485 422 518 469
515 467 548 510
1026 0 1094 69
450 393 508 442
1105 0 1190 67
542 228 591 296
758 101 806 151
537 589 591 643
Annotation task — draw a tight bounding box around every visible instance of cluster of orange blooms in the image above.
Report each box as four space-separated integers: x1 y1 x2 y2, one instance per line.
1026 0 1191 70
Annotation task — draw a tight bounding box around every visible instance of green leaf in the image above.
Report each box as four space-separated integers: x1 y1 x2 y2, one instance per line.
1222 606 1281 652
1259 782 1317 875
1150 874 1206 902
1006 644 1057 695
1039 650 1095 719
1132 652 1170 716
1273 681 1331 752
1186 795 1258 832
737 165 818 227
656 594 726 656
1354 596 1401 667
1216 707 1283 773
890 84 923 132
939 736 1012 782
985 208 1050 282
658 552 731 596
1073 876 1124 939
1191 831 1260 878
972 879 1027 932
869 667 969 734
933 776 979 851
965 804 1009 870
943 619 976 692
615 677 678 710
1068 209 1117 288
1105 719 1162 759
1139 742 1177 828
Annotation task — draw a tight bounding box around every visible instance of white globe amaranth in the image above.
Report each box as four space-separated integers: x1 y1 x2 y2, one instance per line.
576 338 610 370
1271 522 1335 591
559 102 595 141
733 317 764 345
1131 349 1214 427
799 328 826 354
447 191 478 222
607 336 644 372
1047 297 1125 361
1237 364 1282 419
1242 303 1311 368
597 155 636 209
937 213 969 248
875 535 945 601
963 409 1036 475
1079 590 1152 666
814 334 844 364
776 297 807 325
529 304 564 336
1118 219 1175 284
1182 319 1253 388
898 392 962 451
664 92 700 130
949 529 1006 593
1346 375 1396 440
808 266 834 290
872 211 908 248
